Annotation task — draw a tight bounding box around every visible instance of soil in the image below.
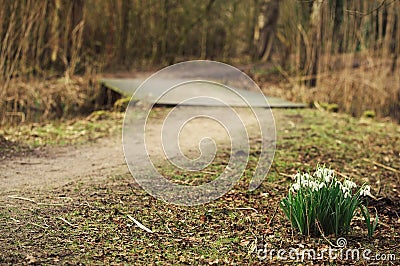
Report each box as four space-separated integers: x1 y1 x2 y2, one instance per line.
0 135 127 194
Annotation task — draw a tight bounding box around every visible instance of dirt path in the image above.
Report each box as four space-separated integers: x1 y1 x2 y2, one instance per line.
0 136 127 194
0 106 272 195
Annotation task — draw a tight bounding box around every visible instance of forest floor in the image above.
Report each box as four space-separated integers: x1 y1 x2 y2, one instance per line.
0 107 399 265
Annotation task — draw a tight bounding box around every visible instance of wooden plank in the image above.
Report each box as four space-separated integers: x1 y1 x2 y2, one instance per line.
100 78 306 108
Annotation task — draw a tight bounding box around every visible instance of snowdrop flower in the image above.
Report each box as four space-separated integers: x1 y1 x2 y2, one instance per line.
314 166 334 183
300 179 309 187
301 173 312 182
343 180 357 189
291 183 300 192
325 168 334 177
323 171 333 183
360 185 371 197
309 181 320 191
318 182 326 189
341 185 350 195
314 168 323 179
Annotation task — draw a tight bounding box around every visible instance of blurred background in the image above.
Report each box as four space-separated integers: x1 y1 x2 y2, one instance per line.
0 0 399 124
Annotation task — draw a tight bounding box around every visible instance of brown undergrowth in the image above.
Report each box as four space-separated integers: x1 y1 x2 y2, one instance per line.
255 55 400 123
0 76 111 126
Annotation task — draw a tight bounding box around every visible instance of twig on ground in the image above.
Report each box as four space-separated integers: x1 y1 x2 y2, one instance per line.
8 195 69 206
267 204 279 228
58 196 74 201
127 214 153 233
37 203 65 206
367 219 390 229
8 195 36 203
316 220 337 247
234 207 258 213
165 223 173 235
362 158 399 173
334 170 350 179
80 201 92 208
57 217 76 227
277 173 293 181
10 217 20 223
28 222 48 229
273 165 294 181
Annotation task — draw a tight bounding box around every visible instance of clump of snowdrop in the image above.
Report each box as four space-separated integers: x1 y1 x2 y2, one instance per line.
280 165 378 237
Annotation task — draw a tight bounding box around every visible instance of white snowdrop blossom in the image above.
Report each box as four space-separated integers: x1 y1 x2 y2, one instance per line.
314 166 334 183
294 173 301 181
309 181 320 191
291 168 332 192
313 169 323 179
289 166 365 197
290 183 301 193
344 180 357 189
299 173 312 184
360 185 371 197
300 179 309 187
341 186 349 194
323 174 332 184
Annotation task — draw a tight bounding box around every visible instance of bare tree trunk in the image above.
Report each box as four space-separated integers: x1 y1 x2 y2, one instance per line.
254 0 280 61
306 0 323 87
332 0 344 53
391 3 399 73
119 0 132 67
200 0 216 59
246 0 259 56
50 0 61 64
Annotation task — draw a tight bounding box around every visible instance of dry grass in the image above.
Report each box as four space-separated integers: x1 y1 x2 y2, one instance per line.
315 66 399 120
257 54 400 122
0 76 103 125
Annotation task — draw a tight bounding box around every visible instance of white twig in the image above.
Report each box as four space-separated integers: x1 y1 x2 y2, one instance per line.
234 207 258 213
8 195 36 203
57 217 76 227
10 217 20 223
165 223 173 235
37 203 64 206
28 222 48 229
127 214 153 233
